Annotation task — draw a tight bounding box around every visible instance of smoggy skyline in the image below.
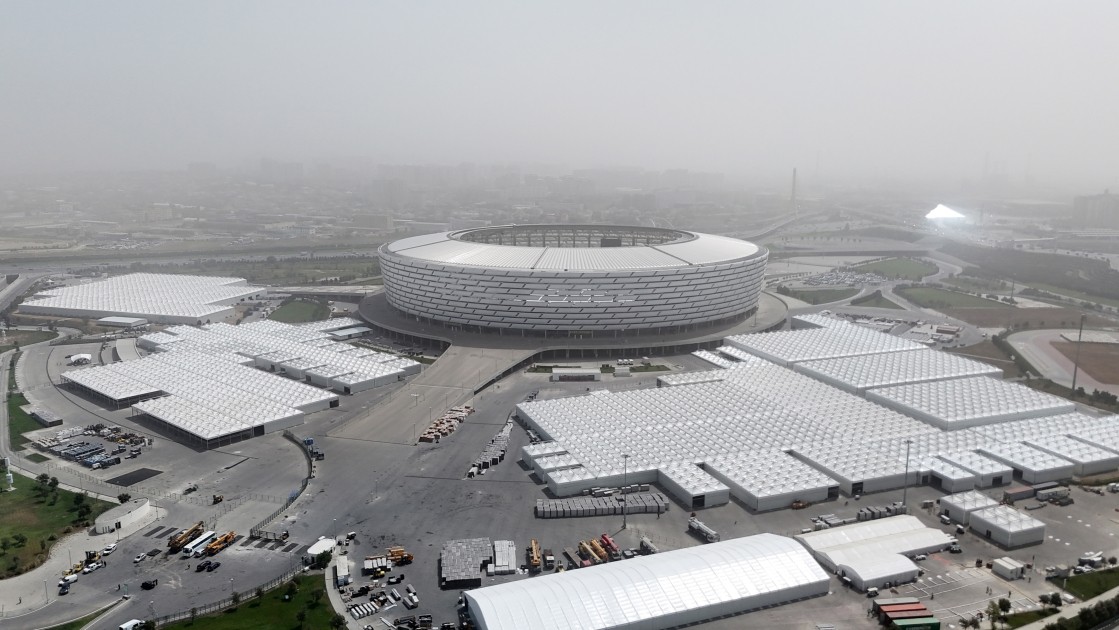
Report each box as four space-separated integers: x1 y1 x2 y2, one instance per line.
2 1 1117 191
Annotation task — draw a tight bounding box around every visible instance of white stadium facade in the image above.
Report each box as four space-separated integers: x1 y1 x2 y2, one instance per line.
378 225 768 336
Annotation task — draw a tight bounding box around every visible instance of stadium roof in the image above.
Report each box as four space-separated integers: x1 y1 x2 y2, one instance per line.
464 534 829 630
384 227 762 271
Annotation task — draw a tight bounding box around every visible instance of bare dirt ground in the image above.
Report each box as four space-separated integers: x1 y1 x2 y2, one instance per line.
1053 340 1119 385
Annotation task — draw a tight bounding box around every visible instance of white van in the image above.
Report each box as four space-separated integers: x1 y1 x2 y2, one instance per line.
119 620 144 630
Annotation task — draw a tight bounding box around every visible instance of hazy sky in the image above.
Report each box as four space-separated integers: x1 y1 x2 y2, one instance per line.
3 1 1117 189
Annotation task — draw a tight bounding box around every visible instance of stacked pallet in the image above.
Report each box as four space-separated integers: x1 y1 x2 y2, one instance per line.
490 540 517 575
534 493 670 519
439 538 492 588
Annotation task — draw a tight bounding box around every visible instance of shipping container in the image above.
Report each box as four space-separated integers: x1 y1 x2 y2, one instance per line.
872 597 921 614
891 617 940 630
878 604 930 624
885 610 934 624
1002 485 1035 503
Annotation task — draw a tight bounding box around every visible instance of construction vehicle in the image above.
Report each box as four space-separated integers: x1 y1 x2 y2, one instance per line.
168 521 205 553
527 539 542 573
204 531 236 556
543 549 556 571
639 536 659 555
588 538 609 563
212 494 224 505
688 517 720 543
387 546 414 565
600 534 621 560
577 541 599 566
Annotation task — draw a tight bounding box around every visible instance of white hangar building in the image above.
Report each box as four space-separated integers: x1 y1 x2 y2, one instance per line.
20 273 262 325
463 533 829 630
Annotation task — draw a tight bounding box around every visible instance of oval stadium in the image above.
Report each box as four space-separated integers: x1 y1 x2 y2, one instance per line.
377 225 768 337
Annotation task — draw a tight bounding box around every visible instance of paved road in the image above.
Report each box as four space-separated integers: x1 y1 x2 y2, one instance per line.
1007 328 1117 395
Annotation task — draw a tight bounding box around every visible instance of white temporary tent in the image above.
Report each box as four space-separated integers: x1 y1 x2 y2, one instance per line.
969 506 1045 548
465 534 829 630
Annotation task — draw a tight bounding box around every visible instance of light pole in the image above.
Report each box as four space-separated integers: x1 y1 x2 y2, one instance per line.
1071 314 1087 397
622 454 629 530
901 439 913 511
333 518 337 543
43 580 47 603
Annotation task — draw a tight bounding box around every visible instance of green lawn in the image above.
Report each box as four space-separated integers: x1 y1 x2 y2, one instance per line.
42 609 110 630
267 300 331 323
0 330 57 353
631 364 669 373
7 392 41 450
896 286 1011 309
852 257 938 280
782 288 860 305
942 275 1007 293
144 257 381 287
1061 567 1119 600
25 453 49 463
1004 609 1056 628
161 574 338 630
0 470 114 577
1028 282 1119 309
850 292 904 309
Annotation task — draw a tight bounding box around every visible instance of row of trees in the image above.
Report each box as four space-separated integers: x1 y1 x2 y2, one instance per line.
1044 587 1119 629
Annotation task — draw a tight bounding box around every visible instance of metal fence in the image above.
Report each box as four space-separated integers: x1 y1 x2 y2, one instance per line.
248 431 313 539
152 566 306 627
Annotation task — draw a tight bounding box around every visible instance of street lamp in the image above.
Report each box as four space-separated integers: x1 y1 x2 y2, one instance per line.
1071 314 1087 397
901 439 913 511
622 454 630 530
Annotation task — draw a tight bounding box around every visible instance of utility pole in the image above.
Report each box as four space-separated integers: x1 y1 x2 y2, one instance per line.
901 439 913 511
621 454 629 530
1071 314 1087 397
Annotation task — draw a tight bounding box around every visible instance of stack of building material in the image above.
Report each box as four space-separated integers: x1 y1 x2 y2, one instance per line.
492 540 517 575
418 407 472 442
534 493 670 519
439 538 492 588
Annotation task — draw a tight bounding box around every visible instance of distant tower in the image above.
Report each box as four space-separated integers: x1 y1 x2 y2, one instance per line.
789 168 798 216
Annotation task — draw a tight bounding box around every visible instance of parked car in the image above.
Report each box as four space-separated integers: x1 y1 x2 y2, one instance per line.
59 583 71 596
82 561 103 574
196 560 213 572
58 574 78 586
141 579 158 590
206 561 221 572
103 543 117 555
133 554 146 564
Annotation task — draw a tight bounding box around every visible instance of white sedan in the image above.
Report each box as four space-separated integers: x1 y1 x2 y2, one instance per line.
133 554 146 564
102 543 117 555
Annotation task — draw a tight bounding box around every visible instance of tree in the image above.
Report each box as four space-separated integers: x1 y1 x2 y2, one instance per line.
12 533 27 547
256 586 264 603
0 537 10 553
36 473 49 486
313 550 332 570
48 477 58 490
986 600 1002 629
330 613 346 629
72 492 85 506
76 503 92 521
310 589 324 604
285 580 298 598
141 621 155 630
117 493 132 504
231 590 241 605
1109 556 1117 566
296 609 307 629
998 597 1011 613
